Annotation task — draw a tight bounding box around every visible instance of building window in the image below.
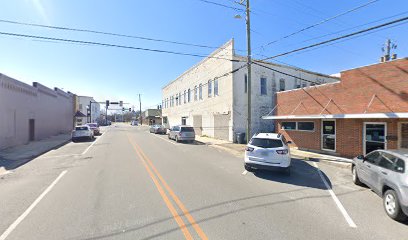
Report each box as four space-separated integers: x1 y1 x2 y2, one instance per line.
184 90 186 103
302 82 307 88
244 74 248 93
179 92 182 105
194 86 198 101
281 122 296 130
199 84 203 100
79 104 83 110
175 94 178 106
260 77 267 95
295 78 300 88
297 122 315 131
279 78 285 91
188 88 191 102
208 80 212 97
214 79 218 96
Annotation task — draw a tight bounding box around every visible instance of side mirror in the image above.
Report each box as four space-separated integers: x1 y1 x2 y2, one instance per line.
287 141 292 144
356 155 364 160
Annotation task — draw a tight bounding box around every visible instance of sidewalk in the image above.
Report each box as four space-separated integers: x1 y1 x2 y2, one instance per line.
195 135 352 167
0 133 71 174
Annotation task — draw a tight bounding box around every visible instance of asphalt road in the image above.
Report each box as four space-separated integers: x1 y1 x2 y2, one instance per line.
0 123 407 240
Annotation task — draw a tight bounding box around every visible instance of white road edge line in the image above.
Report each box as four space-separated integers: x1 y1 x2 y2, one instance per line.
81 130 107 155
312 162 357 228
242 170 248 175
150 133 177 145
0 170 68 240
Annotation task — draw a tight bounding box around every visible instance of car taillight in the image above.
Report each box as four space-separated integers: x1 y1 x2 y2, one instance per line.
178 132 182 136
245 147 254 152
276 149 288 155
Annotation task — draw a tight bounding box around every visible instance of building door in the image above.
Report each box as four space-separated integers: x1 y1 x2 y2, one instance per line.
322 120 336 151
29 119 35 141
398 122 408 149
181 117 187 125
364 122 387 155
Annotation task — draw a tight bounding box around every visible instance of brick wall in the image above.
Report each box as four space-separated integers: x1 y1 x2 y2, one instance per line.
276 58 408 116
277 118 408 158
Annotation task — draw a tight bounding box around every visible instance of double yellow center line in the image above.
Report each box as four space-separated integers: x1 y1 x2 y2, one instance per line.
127 135 208 240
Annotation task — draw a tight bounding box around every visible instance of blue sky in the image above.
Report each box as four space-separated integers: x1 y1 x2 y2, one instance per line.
0 0 407 110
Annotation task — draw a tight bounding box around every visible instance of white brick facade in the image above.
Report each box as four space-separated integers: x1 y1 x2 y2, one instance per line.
162 40 339 141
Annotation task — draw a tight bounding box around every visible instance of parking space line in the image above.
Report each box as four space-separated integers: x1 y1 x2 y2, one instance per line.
150 133 177 145
312 162 357 228
0 170 67 240
242 170 248 175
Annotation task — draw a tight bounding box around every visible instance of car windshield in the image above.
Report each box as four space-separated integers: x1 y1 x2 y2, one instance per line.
75 126 88 131
87 124 97 127
180 127 194 132
250 138 283 148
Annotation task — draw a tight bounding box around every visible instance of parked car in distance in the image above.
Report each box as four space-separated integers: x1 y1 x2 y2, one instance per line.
244 133 292 174
352 149 408 221
131 120 138 126
72 125 94 142
168 125 195 143
86 123 100 135
149 125 166 134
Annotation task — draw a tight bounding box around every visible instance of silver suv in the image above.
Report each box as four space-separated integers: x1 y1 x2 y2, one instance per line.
168 125 195 143
352 149 408 221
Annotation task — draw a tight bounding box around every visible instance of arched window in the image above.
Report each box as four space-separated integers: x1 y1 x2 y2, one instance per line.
184 90 187 103
188 88 191 102
199 84 203 100
194 86 198 101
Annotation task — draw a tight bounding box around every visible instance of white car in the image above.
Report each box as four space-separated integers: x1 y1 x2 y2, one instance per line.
72 125 94 142
244 133 292 174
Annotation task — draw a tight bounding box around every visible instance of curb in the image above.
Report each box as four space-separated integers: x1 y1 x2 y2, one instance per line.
292 154 351 169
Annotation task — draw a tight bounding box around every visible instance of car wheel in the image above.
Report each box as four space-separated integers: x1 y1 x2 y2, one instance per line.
383 189 407 221
168 134 171 139
175 136 179 143
72 138 76 143
244 164 254 172
352 166 362 186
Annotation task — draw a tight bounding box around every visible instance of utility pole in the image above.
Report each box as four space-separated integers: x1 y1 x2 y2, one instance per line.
246 0 252 143
139 94 142 125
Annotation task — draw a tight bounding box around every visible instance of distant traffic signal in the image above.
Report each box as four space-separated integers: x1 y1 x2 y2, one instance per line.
129 108 132 111
106 100 110 106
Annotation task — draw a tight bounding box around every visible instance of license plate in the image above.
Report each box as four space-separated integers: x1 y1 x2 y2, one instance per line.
261 151 268 156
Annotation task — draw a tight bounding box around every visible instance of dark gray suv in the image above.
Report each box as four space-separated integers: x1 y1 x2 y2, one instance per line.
352 149 408 221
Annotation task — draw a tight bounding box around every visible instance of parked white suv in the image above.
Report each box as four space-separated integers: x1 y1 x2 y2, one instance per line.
244 133 292 174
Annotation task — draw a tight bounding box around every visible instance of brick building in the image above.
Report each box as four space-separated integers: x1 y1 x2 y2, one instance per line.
263 58 408 158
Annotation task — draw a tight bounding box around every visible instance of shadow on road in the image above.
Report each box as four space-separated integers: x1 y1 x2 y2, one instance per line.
0 141 71 172
252 158 331 190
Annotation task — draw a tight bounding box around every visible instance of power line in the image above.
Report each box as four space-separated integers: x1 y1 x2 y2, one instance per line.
0 31 243 62
0 18 226 51
196 0 245 11
255 0 379 50
252 61 324 85
260 16 408 61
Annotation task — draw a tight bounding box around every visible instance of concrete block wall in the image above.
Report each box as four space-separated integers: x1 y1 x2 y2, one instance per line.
0 74 74 149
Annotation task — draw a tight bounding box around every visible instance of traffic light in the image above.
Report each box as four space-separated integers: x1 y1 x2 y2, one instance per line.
122 107 125 111
106 100 110 106
129 108 131 111
120 101 123 107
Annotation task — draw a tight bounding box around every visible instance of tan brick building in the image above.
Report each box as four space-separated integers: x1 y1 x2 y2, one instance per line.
263 58 408 158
